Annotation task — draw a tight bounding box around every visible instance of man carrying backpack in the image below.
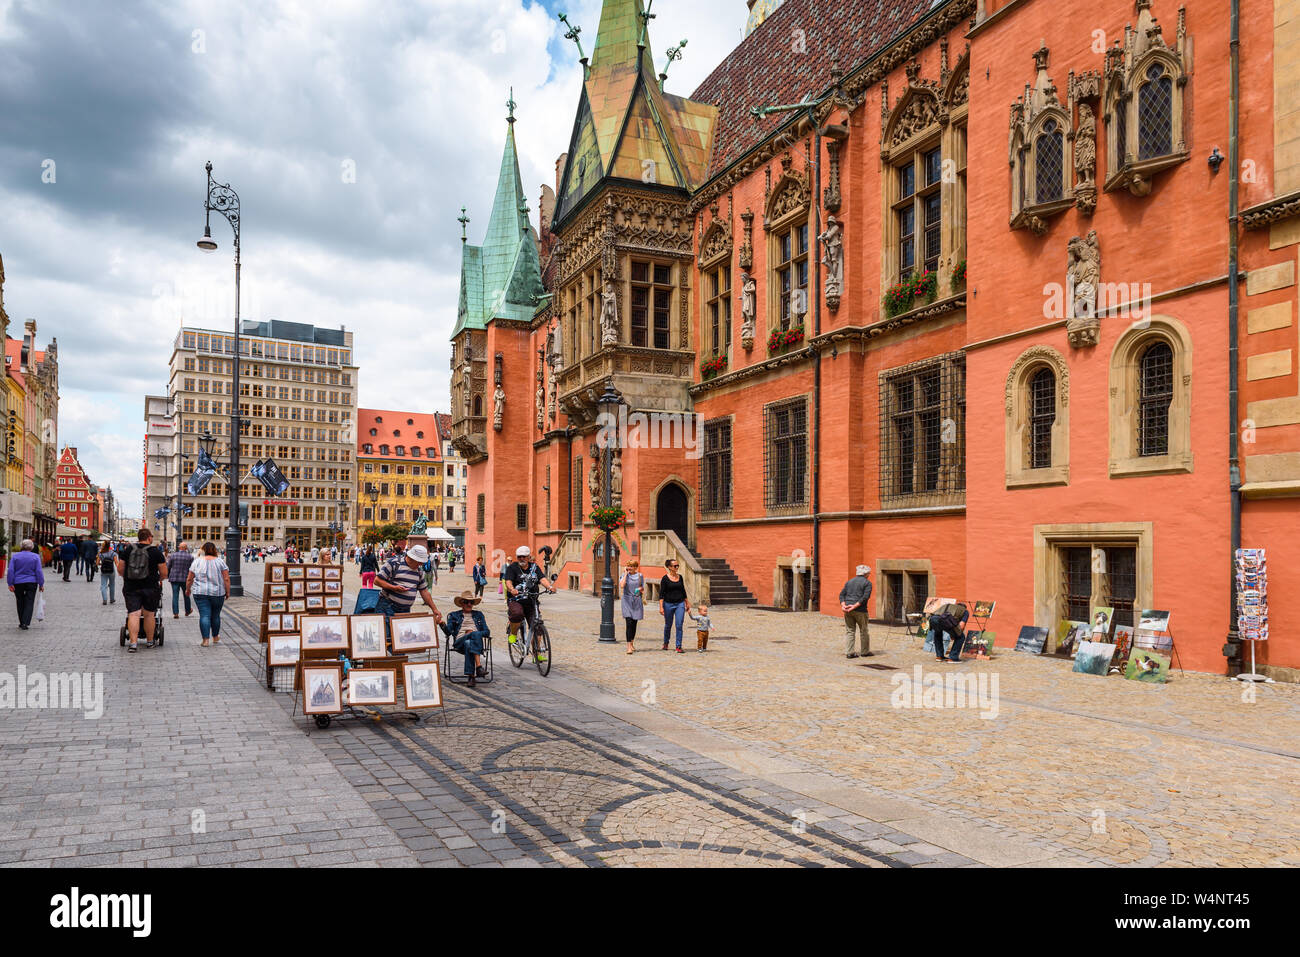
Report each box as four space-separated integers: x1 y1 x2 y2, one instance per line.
116 529 167 653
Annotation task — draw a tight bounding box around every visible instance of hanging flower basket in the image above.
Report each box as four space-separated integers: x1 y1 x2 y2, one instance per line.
700 355 728 380
767 325 805 355
884 270 938 317
590 506 627 533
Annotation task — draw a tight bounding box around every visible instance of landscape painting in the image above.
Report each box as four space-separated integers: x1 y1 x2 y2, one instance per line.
267 635 300 667
404 662 442 709
347 669 396 706
300 616 348 650
350 616 387 659
1072 641 1117 677
1014 626 1049 654
1138 610 1172 633
391 614 439 653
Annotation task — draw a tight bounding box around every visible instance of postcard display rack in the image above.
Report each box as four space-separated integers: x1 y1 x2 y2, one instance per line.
293 612 446 730
261 563 347 691
1235 548 1269 683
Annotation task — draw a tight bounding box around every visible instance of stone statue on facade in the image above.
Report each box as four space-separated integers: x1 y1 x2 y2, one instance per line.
536 384 545 431
740 271 757 349
588 443 602 512
1074 103 1097 215
461 361 472 415
547 367 558 421
493 385 505 431
819 215 843 311
1066 229 1101 348
609 451 622 507
600 282 619 347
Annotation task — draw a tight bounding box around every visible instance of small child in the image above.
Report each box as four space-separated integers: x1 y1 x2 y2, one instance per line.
688 604 712 652
441 591 490 687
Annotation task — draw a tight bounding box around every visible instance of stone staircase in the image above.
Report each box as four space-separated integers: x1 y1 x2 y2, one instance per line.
688 548 756 606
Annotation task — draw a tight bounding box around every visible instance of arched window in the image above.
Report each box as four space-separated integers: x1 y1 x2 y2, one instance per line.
1108 316 1193 477
1034 120 1064 204
1028 368 1057 468
1137 341 1174 456
1137 62 1173 160
1005 346 1070 487
472 394 482 418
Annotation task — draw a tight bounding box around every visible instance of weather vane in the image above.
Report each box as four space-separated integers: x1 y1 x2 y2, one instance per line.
637 0 656 50
506 87 516 123
458 207 470 243
557 13 587 76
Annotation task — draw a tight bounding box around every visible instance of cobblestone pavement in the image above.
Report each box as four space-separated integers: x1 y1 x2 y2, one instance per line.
5 558 1298 867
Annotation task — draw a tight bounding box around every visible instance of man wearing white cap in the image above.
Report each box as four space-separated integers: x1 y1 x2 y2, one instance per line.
839 564 874 659
374 543 443 626
503 545 556 657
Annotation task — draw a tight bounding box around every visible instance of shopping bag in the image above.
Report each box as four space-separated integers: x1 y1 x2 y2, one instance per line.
35 593 45 622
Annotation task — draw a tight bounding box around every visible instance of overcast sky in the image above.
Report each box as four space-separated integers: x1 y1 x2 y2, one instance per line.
0 0 748 519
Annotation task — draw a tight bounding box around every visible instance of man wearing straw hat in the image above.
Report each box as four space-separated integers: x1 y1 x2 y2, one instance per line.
441 590 490 688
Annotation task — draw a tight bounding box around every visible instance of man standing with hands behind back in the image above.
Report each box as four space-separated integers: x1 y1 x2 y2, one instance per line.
839 564 873 659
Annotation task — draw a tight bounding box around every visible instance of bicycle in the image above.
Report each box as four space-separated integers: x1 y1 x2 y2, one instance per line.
507 572 557 677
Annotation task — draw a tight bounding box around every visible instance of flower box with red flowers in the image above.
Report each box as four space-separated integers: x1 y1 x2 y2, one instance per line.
766 326 805 355
883 270 938 318
700 355 728 380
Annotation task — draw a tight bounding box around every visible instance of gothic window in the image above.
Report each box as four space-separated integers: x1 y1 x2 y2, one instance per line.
1035 120 1064 203
764 398 807 509
707 265 731 356
774 223 809 331
1137 62 1173 160
894 147 942 278
1108 316 1193 477
700 418 732 515
880 353 966 506
1028 368 1057 468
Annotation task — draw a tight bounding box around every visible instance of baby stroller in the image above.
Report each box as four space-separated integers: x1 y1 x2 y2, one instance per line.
119 611 166 647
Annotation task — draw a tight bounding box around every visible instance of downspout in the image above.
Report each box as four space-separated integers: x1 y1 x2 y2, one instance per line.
1226 0 1242 675
810 109 823 614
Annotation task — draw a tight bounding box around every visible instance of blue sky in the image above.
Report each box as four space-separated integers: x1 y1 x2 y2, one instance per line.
0 0 746 518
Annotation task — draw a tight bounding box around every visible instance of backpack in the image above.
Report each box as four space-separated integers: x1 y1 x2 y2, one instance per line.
99 551 115 574
124 544 153 582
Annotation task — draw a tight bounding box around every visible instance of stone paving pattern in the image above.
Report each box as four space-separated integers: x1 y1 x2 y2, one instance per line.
1 557 1297 867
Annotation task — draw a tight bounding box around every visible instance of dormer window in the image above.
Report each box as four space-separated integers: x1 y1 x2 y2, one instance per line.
396 446 406 456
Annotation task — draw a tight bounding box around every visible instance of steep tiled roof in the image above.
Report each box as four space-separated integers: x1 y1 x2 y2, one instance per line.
357 409 443 461
5 338 26 390
691 0 937 180
434 413 453 443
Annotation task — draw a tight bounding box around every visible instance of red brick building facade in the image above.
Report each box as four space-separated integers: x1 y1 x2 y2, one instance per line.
55 446 100 533
457 0 1300 678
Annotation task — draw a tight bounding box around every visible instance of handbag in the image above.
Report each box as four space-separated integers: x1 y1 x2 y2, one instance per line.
35 593 45 622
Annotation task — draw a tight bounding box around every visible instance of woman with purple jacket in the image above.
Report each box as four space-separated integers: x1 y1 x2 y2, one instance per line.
7 539 46 630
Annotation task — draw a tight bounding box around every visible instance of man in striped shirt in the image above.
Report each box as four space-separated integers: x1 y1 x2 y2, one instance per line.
374 544 443 625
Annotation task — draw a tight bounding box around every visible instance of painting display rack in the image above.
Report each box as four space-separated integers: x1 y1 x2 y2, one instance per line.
294 648 446 730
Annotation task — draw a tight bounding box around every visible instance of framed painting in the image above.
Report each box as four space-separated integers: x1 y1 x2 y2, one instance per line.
324 581 341 593
306 567 323 580
302 663 343 715
403 662 443 710
266 614 281 632
288 599 306 613
267 634 300 667
281 613 296 632
269 584 288 598
287 566 306 580
391 614 439 653
324 567 342 580
306 581 323 594
347 668 396 706
325 596 342 610
306 595 324 610
291 581 305 597
300 615 348 651
268 599 287 613
270 565 286 582
349 615 388 659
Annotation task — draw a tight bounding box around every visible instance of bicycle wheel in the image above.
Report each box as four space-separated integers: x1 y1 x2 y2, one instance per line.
532 623 551 677
507 623 527 669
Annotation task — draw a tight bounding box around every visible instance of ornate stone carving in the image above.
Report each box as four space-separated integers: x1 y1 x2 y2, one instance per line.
822 137 844 213
740 271 757 349
765 153 810 230
1009 45 1074 232
610 450 622 508
1066 229 1101 348
818 216 843 313
1004 345 1070 416
1073 102 1098 214
739 209 754 269
588 442 602 512
493 385 505 431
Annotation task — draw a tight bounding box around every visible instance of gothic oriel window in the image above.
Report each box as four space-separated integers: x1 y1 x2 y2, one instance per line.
1008 48 1074 233
1035 120 1064 203
1137 62 1173 160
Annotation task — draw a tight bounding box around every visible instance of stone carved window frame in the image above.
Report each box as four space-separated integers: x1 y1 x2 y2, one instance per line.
1005 345 1070 488
881 58 968 297
764 156 812 336
1010 105 1075 232
1108 314 1193 478
1103 2 1190 196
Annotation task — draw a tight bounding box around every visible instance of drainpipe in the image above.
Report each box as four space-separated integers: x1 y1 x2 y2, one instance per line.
1225 0 1242 675
810 108 823 614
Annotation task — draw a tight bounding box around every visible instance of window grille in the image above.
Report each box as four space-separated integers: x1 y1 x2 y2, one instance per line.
884 572 905 623
1061 547 1092 622
1103 546 1137 628
906 572 929 618
1137 64 1173 160
700 419 733 513
1034 120 1064 202
1137 341 1173 457
475 494 485 533
573 456 584 528
764 398 808 508
878 354 966 507
516 504 528 531
1028 367 1056 469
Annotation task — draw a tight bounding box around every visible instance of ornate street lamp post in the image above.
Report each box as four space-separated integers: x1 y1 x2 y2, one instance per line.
366 484 379 540
597 382 621 643
197 161 245 595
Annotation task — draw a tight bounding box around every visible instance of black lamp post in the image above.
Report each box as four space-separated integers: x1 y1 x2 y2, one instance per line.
597 381 621 643
366 484 379 540
197 160 245 595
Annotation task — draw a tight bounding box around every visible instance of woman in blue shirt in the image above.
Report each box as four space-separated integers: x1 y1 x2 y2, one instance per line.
7 540 46 629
